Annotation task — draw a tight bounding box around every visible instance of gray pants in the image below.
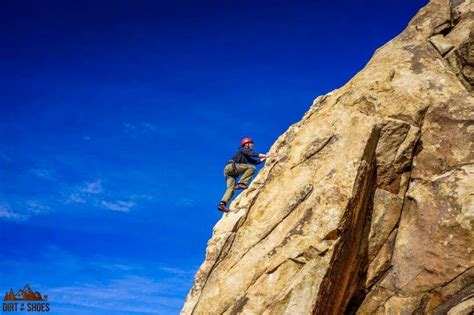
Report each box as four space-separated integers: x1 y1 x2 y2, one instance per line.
220 163 256 204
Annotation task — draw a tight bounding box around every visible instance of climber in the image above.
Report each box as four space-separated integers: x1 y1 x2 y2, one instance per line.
217 137 270 212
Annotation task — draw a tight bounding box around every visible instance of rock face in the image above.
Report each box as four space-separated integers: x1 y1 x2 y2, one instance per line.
182 1 473 314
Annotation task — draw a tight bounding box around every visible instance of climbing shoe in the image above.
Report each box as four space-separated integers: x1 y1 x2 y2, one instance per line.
217 202 230 213
235 183 248 190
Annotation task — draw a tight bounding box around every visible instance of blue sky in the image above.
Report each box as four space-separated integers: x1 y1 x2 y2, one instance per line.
1 0 427 314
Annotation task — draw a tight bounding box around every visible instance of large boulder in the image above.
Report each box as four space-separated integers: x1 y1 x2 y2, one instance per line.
182 0 473 314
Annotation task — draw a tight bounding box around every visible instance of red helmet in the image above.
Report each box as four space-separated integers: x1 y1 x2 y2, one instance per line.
241 137 254 146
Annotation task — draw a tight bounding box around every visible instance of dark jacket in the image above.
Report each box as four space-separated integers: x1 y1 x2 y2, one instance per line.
229 147 262 165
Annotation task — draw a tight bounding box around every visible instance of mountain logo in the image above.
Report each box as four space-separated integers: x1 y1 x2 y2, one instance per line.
3 285 50 313
3 284 47 301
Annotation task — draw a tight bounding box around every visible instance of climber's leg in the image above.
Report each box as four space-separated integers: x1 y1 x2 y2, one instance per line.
236 163 256 188
220 164 237 205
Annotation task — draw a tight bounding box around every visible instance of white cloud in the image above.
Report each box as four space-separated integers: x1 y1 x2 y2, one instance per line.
30 168 56 181
81 180 103 194
130 194 154 201
0 202 28 221
67 193 86 204
67 180 103 204
48 275 185 314
26 200 50 214
98 263 133 272
0 201 50 222
123 122 157 136
159 266 195 276
65 180 139 214
101 200 135 212
0 250 193 315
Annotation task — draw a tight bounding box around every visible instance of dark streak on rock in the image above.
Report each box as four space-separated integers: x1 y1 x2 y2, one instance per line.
227 296 249 315
291 135 336 169
313 126 380 315
432 282 474 315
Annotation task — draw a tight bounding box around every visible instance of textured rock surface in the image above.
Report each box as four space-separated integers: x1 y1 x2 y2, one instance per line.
182 1 473 314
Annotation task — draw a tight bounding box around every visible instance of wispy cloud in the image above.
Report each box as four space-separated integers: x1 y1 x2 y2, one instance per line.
30 168 56 181
81 180 103 194
96 263 134 272
66 180 103 204
123 122 157 136
4 173 150 222
26 200 50 214
130 194 154 201
66 180 137 213
0 200 54 221
159 266 196 276
0 202 28 221
49 275 185 314
0 248 192 315
67 193 86 204
101 200 135 212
